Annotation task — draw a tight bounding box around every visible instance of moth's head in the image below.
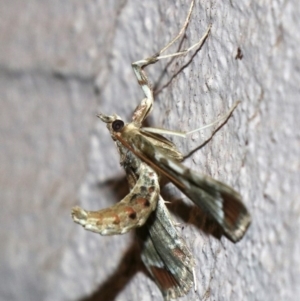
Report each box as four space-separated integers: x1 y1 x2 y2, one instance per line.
97 113 126 139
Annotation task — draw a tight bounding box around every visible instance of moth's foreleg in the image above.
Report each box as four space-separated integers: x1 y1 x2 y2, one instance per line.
158 0 195 56
132 3 199 126
153 25 211 62
131 0 210 125
72 163 160 235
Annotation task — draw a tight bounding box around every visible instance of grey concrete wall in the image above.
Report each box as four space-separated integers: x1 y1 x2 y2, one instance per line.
0 0 299 300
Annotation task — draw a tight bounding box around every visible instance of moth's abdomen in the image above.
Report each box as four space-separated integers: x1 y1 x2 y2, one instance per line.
71 163 160 235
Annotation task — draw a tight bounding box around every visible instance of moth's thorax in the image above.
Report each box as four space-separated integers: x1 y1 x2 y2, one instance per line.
116 138 141 171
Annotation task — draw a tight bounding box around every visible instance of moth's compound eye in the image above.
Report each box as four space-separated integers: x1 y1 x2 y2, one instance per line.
112 119 124 132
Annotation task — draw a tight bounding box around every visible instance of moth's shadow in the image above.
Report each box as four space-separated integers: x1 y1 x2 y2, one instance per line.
79 239 146 301
160 188 224 240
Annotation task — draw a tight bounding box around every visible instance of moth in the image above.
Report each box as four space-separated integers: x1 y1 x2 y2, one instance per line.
71 1 251 299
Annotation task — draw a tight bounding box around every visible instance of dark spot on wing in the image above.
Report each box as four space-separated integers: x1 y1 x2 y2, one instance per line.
140 186 147 192
129 211 137 219
159 157 169 166
130 194 138 202
124 207 137 220
148 186 155 193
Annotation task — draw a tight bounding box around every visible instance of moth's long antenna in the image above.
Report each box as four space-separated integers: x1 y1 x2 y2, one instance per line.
142 101 240 138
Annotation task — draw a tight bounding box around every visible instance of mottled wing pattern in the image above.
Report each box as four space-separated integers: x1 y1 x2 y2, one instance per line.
118 131 251 242
139 197 195 300
72 162 159 235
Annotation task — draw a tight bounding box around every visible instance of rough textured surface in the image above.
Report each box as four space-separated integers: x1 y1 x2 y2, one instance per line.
0 0 299 300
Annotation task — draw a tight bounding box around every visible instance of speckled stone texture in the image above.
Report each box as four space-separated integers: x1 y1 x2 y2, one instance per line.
0 0 299 300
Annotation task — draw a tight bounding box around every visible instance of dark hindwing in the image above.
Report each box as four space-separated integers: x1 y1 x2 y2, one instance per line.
138 197 195 300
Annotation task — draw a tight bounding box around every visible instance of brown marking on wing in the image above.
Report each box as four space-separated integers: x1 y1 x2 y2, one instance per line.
136 197 150 207
172 247 186 261
150 266 179 291
148 186 155 193
222 193 251 241
124 206 137 219
112 214 121 225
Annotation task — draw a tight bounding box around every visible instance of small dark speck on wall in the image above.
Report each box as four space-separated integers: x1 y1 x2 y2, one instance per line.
235 47 243 60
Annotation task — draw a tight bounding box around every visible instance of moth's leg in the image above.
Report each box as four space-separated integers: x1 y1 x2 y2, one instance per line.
72 163 160 235
141 101 240 138
153 24 211 62
158 0 195 56
131 0 210 125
